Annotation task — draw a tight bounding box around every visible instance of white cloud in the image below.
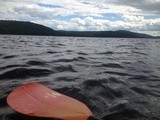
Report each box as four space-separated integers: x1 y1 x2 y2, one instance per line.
1 0 159 19
33 15 160 36
34 17 126 31
122 15 160 31
0 0 160 36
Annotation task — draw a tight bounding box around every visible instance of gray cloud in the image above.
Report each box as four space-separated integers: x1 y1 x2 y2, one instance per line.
113 0 160 14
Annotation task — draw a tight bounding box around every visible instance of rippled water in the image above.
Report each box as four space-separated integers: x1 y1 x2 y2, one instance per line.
0 35 160 120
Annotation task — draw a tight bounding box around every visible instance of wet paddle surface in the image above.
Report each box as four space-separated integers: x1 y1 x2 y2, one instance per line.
0 35 160 120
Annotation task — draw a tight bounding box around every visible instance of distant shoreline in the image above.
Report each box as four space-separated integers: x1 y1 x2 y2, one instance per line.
0 20 159 38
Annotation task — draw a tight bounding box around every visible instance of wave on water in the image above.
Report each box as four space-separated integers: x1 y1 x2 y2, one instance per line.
0 35 160 120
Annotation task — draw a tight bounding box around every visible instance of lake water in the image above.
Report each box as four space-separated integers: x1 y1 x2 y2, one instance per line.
0 35 160 120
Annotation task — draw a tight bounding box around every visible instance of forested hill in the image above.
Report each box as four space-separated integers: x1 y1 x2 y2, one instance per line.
0 20 155 38
57 30 153 38
0 20 57 36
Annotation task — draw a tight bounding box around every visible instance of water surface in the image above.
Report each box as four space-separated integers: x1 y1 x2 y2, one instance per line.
0 35 160 120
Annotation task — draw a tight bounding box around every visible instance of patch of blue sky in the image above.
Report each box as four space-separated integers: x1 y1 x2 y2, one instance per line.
37 3 62 8
144 15 160 19
101 13 123 21
52 15 86 21
50 12 125 23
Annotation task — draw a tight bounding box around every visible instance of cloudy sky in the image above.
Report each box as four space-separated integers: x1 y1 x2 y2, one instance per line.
0 0 160 36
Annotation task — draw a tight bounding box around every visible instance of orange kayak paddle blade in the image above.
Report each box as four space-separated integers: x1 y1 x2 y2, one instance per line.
7 82 93 120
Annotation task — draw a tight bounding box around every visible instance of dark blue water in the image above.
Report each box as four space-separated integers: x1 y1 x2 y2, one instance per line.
0 35 160 120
